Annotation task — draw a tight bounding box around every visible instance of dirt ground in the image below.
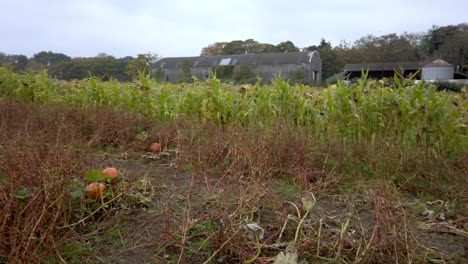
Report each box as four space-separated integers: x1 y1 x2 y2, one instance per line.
83 151 467 264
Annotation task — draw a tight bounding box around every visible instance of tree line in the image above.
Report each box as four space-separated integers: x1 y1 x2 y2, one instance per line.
201 23 468 80
1 23 466 81
0 51 158 81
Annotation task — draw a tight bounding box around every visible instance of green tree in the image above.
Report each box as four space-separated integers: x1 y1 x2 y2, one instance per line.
201 42 228 56
437 31 468 68
154 68 166 82
305 38 341 80
5 54 28 72
33 51 71 67
333 41 363 70
243 39 264 54
96 52 112 58
258 43 277 53
222 40 247 55
26 60 47 72
422 23 468 55
201 39 301 56
181 58 192 82
51 58 88 80
275 41 299 53
317 39 338 80
303 45 319 51
116 56 134 81
354 33 422 62
127 53 159 79
51 56 132 81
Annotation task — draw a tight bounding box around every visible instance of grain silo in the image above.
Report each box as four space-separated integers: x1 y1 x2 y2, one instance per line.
421 59 454 81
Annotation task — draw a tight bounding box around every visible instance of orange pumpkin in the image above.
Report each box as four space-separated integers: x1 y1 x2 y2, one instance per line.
102 167 119 184
85 182 106 199
149 142 161 153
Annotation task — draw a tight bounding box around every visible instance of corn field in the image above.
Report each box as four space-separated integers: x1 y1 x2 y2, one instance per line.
1 67 466 154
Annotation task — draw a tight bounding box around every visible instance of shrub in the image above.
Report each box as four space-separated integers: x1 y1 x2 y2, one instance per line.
154 67 166 82
433 80 464 92
212 65 234 80
288 69 307 85
233 65 254 83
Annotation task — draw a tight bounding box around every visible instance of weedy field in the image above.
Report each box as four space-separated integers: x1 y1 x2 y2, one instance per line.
0 68 467 263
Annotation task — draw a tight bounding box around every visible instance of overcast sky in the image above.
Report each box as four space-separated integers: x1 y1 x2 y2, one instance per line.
1 0 466 58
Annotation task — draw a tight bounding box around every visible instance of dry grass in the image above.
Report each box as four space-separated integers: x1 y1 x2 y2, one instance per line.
0 99 466 263
168 123 466 263
0 99 157 262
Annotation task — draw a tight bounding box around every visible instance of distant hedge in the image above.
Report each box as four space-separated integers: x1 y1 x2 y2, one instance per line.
433 81 465 92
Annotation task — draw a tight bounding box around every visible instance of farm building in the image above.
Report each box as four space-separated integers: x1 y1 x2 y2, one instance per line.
421 59 455 80
344 59 466 81
153 51 322 84
344 61 423 79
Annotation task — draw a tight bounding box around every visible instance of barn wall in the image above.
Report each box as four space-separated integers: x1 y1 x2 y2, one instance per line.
251 63 314 82
158 61 322 84
164 68 182 82
191 68 211 80
161 67 216 82
153 51 322 84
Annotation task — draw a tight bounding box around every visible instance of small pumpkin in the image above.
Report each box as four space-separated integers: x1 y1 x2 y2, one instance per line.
85 182 106 199
149 142 161 153
102 167 119 184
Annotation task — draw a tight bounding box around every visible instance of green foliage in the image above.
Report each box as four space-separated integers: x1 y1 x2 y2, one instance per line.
201 39 300 56
0 67 466 154
423 23 468 55
2 54 28 72
0 69 58 103
15 188 31 200
434 28 468 67
233 65 254 83
288 69 306 85
275 40 300 53
433 81 465 92
222 40 247 55
317 39 339 80
154 67 166 82
52 56 132 81
354 33 422 63
201 42 228 56
212 65 234 80
325 73 342 85
127 53 159 80
84 170 104 182
33 51 71 67
181 58 192 82
1 57 466 263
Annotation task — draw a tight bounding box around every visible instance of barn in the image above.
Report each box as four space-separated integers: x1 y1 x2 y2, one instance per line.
153 51 322 84
344 62 423 79
344 59 465 81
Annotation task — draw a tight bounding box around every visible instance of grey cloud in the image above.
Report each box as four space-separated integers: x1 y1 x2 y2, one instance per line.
0 0 466 58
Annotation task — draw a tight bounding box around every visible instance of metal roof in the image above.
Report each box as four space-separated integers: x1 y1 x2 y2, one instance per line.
345 59 455 72
345 62 423 72
154 52 317 68
423 59 454 68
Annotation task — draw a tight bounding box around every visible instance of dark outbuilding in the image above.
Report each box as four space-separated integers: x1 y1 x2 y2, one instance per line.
344 62 423 79
153 51 322 84
344 59 463 81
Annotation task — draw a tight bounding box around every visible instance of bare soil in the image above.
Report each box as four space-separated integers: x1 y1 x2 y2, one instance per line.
85 151 467 264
